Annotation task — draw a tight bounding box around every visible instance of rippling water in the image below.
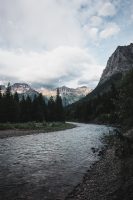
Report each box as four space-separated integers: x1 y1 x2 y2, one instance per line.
0 123 113 200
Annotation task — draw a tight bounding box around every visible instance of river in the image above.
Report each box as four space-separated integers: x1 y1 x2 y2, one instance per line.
0 123 114 200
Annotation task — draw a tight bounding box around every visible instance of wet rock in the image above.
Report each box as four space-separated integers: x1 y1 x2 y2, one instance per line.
98 150 104 157
91 147 99 154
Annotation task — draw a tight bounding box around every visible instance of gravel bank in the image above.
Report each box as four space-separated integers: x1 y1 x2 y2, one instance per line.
66 130 133 200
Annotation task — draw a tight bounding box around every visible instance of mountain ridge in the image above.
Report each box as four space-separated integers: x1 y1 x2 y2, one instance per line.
0 83 91 106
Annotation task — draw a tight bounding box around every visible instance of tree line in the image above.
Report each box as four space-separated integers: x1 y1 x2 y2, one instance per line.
0 84 65 123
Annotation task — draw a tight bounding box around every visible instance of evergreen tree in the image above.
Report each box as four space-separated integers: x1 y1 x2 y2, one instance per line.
55 88 65 122
20 96 27 122
117 70 133 127
2 83 17 122
24 96 32 122
0 86 2 122
32 94 47 122
48 96 56 121
13 92 20 122
0 86 2 99
14 92 19 103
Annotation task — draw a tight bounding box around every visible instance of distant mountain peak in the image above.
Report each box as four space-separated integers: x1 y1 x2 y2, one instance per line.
36 85 92 106
11 83 31 94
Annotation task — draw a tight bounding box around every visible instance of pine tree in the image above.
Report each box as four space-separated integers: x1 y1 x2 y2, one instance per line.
2 83 13 122
13 92 20 122
32 94 46 122
20 96 27 122
24 96 32 122
117 70 133 127
0 86 2 122
0 86 2 99
48 96 56 121
55 88 65 122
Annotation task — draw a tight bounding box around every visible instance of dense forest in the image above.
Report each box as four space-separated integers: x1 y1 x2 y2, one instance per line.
66 70 133 128
0 84 65 123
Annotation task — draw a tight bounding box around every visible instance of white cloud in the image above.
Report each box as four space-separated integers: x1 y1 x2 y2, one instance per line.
100 23 120 39
90 16 103 27
0 0 119 49
83 25 99 41
0 47 103 88
98 2 116 17
0 0 123 88
0 0 84 50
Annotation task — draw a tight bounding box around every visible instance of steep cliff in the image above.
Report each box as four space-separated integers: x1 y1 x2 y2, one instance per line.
99 43 133 85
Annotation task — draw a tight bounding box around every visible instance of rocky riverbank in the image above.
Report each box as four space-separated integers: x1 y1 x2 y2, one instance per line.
66 129 133 200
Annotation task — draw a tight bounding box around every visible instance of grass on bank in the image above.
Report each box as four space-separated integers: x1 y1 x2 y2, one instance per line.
0 122 76 132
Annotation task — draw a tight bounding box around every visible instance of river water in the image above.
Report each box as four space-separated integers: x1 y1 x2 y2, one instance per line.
0 123 114 200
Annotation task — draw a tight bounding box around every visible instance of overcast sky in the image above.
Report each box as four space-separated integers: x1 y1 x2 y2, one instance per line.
0 0 133 88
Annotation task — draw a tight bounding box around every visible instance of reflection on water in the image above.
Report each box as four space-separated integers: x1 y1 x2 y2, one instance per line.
0 123 113 200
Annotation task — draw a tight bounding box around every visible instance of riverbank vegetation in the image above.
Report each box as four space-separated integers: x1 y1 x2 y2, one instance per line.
0 122 76 139
0 122 75 131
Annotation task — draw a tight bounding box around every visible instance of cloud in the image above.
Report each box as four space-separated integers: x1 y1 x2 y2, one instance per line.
83 26 99 41
100 23 120 39
98 2 116 17
0 0 83 50
0 47 103 88
78 79 100 88
0 0 120 49
90 16 103 27
0 0 127 88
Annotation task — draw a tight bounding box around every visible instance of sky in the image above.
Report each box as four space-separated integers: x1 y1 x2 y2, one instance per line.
0 0 133 89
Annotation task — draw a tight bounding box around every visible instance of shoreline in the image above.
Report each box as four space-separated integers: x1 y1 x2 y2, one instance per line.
0 123 76 139
66 129 133 200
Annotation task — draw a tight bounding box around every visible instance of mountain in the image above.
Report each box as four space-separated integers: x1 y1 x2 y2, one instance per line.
0 83 39 100
60 86 91 106
36 86 91 106
0 83 91 106
11 83 31 94
66 43 133 122
99 43 133 85
84 43 133 98
11 83 39 99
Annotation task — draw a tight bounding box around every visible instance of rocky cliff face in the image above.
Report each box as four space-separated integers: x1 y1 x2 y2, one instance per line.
99 43 133 85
